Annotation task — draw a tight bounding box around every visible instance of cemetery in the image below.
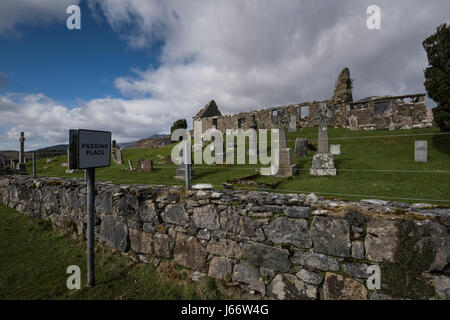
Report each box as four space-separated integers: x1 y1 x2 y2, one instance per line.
19 126 449 205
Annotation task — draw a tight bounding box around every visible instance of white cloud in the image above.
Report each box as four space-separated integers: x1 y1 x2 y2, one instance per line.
96 0 447 109
0 93 184 150
0 0 79 38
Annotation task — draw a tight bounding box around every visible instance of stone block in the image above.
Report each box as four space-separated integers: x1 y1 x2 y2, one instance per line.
99 216 129 252
310 216 351 257
365 219 397 262
242 241 290 272
173 233 207 272
291 252 339 271
129 228 153 254
161 204 189 225
208 257 233 279
232 262 265 295
192 205 220 230
264 217 312 248
323 273 368 300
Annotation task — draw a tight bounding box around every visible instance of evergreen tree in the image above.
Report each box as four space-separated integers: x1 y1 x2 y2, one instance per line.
170 119 187 134
423 23 450 131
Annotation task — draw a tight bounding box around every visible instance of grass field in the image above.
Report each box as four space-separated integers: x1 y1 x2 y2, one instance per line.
0 205 225 300
29 127 450 204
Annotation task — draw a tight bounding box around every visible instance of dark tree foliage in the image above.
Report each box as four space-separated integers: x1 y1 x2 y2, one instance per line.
423 23 450 131
170 118 187 134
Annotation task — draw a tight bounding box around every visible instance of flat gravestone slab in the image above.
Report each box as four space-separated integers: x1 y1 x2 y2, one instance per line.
192 183 213 190
330 144 341 155
414 140 427 162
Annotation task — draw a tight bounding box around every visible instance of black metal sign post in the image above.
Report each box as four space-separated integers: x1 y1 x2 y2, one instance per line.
69 129 111 287
32 152 36 178
86 167 95 286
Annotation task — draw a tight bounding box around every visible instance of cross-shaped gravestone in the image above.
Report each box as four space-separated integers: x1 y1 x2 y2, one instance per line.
313 102 333 153
310 102 336 176
17 132 27 172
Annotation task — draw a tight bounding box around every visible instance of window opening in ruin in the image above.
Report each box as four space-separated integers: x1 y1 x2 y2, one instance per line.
374 101 390 116
237 118 246 129
271 110 279 123
300 106 309 119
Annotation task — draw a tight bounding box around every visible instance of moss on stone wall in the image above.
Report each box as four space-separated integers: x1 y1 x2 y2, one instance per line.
381 219 435 299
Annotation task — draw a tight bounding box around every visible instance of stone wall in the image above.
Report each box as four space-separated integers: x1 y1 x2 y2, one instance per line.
194 95 433 134
1 175 449 300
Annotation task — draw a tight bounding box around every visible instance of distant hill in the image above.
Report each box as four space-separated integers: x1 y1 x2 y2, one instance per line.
127 134 172 149
117 141 138 148
33 144 68 152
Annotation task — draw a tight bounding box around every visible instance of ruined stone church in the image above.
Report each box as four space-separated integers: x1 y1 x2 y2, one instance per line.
192 68 434 133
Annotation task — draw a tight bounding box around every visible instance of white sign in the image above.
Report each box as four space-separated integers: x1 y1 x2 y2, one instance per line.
77 129 111 169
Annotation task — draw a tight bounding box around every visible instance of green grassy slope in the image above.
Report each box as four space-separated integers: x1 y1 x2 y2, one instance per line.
0 205 224 300
28 127 450 204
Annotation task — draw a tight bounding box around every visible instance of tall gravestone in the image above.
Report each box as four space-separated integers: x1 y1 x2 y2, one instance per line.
414 140 427 162
16 132 27 172
294 138 308 157
310 103 336 176
288 115 297 132
111 140 124 164
175 147 194 180
274 126 296 177
128 160 134 171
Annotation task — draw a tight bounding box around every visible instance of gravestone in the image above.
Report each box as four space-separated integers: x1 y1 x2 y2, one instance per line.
143 159 153 172
330 144 341 155
16 132 27 173
310 103 336 176
137 158 153 172
128 160 134 171
137 157 144 171
348 115 358 130
175 148 194 180
389 121 396 131
274 126 296 177
288 115 297 132
294 138 308 157
111 140 124 164
414 140 427 162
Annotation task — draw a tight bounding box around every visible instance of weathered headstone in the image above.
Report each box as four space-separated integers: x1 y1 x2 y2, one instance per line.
274 126 296 177
137 157 144 171
143 159 153 172
288 115 297 132
128 160 134 171
137 158 153 172
16 132 27 172
111 140 124 165
310 103 336 176
330 144 341 155
175 148 194 180
348 114 358 131
414 140 427 162
294 138 308 157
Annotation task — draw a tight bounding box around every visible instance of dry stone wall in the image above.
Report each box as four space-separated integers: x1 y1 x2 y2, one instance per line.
1 175 449 300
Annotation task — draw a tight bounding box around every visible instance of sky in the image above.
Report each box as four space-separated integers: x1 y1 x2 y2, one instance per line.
0 0 448 151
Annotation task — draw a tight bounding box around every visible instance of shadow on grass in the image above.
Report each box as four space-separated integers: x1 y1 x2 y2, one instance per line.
432 134 450 156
